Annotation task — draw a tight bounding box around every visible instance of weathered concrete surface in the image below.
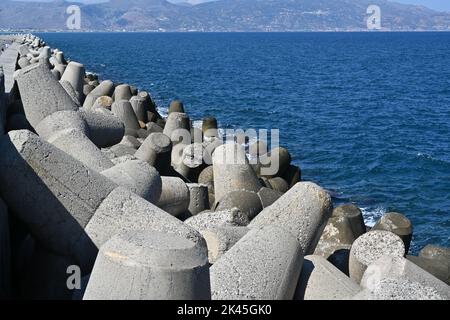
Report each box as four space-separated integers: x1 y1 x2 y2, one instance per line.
360 255 450 299
211 225 303 300
295 255 361 300
372 212 413 254
353 277 447 300
84 230 211 300
407 255 450 285
101 160 162 204
85 187 203 250
250 182 333 255
185 208 249 233
215 190 263 221
212 143 262 204
157 177 190 217
0 130 113 268
201 226 249 264
14 62 79 128
349 231 405 284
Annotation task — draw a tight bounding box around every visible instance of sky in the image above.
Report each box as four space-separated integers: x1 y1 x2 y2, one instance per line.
11 0 450 12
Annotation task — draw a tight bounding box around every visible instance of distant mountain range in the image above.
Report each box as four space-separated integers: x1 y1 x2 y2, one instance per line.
0 0 449 31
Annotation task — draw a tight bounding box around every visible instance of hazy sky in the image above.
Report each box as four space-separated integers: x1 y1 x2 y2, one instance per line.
12 0 450 12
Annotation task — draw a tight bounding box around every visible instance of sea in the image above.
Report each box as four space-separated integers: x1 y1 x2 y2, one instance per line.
36 32 450 254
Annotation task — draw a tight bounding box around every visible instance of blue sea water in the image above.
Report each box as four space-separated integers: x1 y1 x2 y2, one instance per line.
38 32 450 254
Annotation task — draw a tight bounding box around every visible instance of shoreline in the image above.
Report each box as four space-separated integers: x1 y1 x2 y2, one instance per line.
0 34 448 300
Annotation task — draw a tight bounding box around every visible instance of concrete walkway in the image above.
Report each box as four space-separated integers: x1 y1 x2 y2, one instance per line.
0 41 19 94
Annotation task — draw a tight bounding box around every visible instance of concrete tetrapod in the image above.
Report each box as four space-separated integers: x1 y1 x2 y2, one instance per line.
186 183 210 217
83 230 211 300
111 100 141 135
80 108 125 148
250 182 333 255
157 177 190 218
14 62 78 128
212 143 262 204
135 133 172 175
372 212 413 254
360 255 450 300
211 225 304 300
201 226 249 264
294 255 361 300
0 130 114 269
101 160 162 204
185 208 250 233
83 80 114 109
215 190 263 221
60 61 86 102
349 231 405 284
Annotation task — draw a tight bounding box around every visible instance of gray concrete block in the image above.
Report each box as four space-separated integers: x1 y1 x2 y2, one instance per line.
295 255 360 300
47 128 114 172
185 208 249 233
349 231 405 284
419 244 450 261
85 186 204 252
372 212 413 254
113 84 132 102
211 225 303 300
360 255 450 299
80 108 125 148
332 204 366 240
157 177 190 217
119 135 141 149
101 160 162 204
130 95 148 123
163 112 190 144
83 80 114 109
267 177 289 193
187 183 210 217
60 61 85 102
353 277 447 300
174 143 205 181
14 62 79 127
212 143 262 203
250 182 333 255
169 100 185 114
135 133 172 175
407 255 450 285
109 143 139 158
257 187 283 209
59 80 81 106
91 96 113 111
315 216 357 259
83 230 210 300
215 190 263 221
0 130 115 268
111 100 140 132
35 110 88 140
201 226 249 264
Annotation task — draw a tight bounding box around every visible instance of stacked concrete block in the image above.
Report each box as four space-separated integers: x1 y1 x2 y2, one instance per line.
84 230 211 300
113 84 132 102
359 255 450 300
250 182 333 255
60 61 86 103
212 143 262 204
372 212 413 254
111 100 141 135
211 225 304 300
349 231 405 284
101 160 162 204
163 112 190 144
295 255 361 300
215 190 263 221
135 132 172 175
83 80 114 109
201 226 249 264
186 183 210 217
157 177 190 218
185 208 250 233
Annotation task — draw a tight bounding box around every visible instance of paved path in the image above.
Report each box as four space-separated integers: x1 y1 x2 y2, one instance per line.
0 40 19 94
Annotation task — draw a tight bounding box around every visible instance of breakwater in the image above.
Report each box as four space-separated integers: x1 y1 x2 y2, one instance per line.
0 34 448 300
